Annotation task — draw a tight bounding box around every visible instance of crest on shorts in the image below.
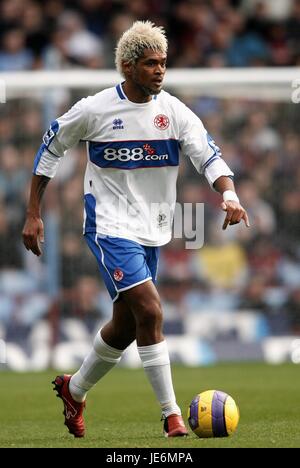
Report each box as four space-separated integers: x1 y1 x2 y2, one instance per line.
154 114 169 130
113 268 124 281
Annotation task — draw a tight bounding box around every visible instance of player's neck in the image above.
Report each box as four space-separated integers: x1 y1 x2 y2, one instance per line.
122 81 152 103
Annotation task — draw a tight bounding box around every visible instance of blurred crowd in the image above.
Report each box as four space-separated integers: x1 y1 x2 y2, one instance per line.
1 0 300 347
1 0 300 71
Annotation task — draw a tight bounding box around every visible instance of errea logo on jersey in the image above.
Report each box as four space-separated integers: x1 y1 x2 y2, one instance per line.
113 118 124 130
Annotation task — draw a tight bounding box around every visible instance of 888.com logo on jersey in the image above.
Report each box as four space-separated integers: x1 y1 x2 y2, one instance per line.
89 139 179 169
103 145 169 162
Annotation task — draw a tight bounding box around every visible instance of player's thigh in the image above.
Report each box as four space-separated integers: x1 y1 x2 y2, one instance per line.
121 279 162 322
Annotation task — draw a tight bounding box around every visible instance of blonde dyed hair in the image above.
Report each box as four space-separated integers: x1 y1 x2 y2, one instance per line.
115 20 168 76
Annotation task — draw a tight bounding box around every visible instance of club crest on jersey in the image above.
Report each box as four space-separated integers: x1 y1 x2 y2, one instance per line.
113 268 124 281
154 114 169 130
113 118 124 130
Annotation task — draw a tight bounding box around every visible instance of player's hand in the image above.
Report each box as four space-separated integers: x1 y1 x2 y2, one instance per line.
221 200 250 230
22 215 44 256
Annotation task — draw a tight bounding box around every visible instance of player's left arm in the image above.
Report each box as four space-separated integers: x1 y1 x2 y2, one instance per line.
213 175 250 230
175 98 250 230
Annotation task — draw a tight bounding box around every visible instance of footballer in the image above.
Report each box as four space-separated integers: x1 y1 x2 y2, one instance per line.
22 21 249 438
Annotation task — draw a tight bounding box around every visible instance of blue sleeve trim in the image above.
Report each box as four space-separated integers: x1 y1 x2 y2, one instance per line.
206 133 222 157
42 120 59 147
202 155 221 171
33 120 60 174
33 143 46 174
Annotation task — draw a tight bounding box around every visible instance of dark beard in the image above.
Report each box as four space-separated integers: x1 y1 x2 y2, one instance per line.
133 78 161 97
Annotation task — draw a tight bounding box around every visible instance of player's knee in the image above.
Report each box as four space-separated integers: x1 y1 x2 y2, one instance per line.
135 298 163 329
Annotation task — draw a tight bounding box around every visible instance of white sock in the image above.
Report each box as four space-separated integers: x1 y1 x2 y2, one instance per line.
137 340 181 418
69 331 123 402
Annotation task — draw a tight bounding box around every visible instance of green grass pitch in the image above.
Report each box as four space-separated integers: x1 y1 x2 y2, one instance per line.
0 363 300 448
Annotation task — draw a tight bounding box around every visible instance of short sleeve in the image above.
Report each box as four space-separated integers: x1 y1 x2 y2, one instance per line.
33 98 89 177
177 100 234 188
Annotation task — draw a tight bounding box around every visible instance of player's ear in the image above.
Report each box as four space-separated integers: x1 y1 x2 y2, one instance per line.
122 61 133 77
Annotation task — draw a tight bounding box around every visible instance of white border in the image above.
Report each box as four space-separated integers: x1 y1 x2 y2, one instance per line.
117 277 152 293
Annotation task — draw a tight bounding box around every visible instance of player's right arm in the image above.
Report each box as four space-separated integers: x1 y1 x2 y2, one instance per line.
22 174 50 256
22 97 89 256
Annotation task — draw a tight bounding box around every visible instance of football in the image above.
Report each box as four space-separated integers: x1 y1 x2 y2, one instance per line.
188 390 239 438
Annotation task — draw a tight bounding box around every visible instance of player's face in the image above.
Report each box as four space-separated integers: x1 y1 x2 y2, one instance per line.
131 49 167 96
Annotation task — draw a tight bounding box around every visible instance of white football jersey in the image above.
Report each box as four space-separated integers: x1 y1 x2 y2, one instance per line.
34 84 233 246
